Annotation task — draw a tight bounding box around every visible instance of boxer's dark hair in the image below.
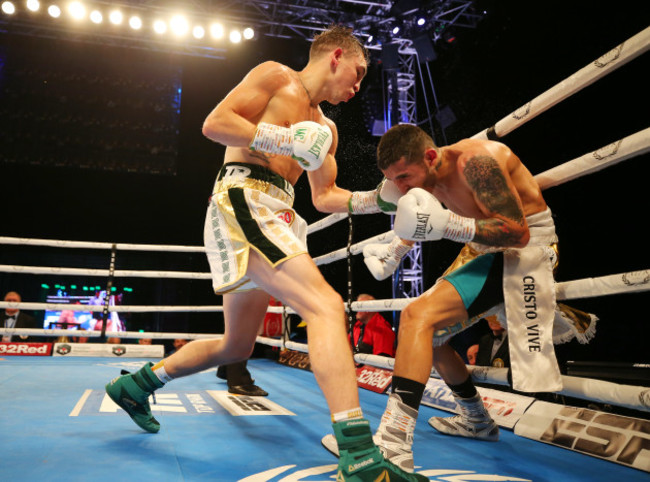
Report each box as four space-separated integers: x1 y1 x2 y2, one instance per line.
377 124 437 170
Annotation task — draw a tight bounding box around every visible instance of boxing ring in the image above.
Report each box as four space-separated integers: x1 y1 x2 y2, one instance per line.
1 26 649 482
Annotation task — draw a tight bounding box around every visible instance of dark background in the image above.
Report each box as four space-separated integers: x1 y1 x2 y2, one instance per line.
1 1 648 365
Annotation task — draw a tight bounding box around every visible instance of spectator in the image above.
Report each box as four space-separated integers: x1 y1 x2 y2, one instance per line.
466 344 479 366
2 291 42 342
351 294 395 357
166 338 188 356
476 316 510 368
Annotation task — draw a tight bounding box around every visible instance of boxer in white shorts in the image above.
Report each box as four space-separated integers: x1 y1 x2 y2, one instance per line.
105 25 427 482
204 162 308 294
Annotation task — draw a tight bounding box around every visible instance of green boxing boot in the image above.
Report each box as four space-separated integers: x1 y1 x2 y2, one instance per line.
105 362 165 433
333 418 428 481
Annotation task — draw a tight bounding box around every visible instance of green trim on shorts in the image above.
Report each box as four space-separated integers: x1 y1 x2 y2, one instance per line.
228 187 286 264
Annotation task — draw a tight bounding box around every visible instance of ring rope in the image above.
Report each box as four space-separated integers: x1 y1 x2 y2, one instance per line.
534 127 650 189
313 230 395 265
0 328 224 341
1 268 647 316
0 237 206 252
0 265 212 279
307 212 348 234
472 26 650 141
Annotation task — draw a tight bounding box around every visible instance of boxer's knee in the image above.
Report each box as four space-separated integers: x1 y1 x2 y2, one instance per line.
399 302 433 333
303 289 345 327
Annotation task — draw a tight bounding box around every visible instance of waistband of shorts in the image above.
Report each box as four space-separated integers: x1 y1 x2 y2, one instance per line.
217 162 294 197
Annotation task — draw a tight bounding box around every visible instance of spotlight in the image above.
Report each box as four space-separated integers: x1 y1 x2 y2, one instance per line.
48 4 61 17
210 22 224 39
170 15 189 36
89 10 102 23
1 1 15 14
192 25 205 39
153 19 167 34
109 10 123 25
229 29 241 43
129 15 142 30
392 26 400 35
417 17 426 27
26 0 39 12
68 1 85 20
243 27 254 40
366 26 379 46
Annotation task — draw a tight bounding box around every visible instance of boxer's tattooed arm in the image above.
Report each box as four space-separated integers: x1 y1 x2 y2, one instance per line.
463 155 526 246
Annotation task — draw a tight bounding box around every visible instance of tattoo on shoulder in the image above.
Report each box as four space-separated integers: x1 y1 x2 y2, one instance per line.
464 155 525 245
463 156 523 222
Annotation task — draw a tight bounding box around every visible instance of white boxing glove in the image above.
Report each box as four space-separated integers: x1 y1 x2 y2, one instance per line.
363 235 412 280
394 188 476 242
349 178 403 214
249 121 332 171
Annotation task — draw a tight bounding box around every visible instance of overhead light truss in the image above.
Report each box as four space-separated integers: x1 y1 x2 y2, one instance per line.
0 0 484 58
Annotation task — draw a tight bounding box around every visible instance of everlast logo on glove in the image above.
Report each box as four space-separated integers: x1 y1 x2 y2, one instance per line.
307 129 329 159
413 213 430 239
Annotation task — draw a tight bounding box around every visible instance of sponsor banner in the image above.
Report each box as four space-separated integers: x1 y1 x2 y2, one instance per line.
421 377 534 429
207 390 295 416
515 401 650 473
0 342 53 356
356 365 392 393
53 342 164 358
278 349 311 371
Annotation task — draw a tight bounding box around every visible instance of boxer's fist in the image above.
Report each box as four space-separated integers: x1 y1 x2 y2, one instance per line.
349 178 403 214
363 235 412 280
375 178 402 213
394 188 476 243
291 121 332 171
249 121 332 171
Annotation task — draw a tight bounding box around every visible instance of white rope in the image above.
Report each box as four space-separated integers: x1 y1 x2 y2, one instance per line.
0 213 348 252
0 302 225 313
0 328 223 340
0 265 211 279
467 365 650 414
307 212 348 234
313 230 395 265
0 236 205 252
535 127 650 189
472 26 650 140
555 269 650 300
2 269 647 316
261 338 650 413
